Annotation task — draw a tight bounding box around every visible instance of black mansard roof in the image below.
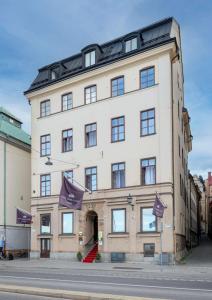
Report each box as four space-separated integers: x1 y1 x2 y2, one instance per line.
24 17 178 95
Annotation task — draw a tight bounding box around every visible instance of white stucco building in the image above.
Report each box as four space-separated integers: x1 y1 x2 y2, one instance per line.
25 17 192 263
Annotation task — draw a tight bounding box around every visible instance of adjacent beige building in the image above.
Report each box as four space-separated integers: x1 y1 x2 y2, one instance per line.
205 172 212 238
187 174 200 248
0 107 31 255
193 174 207 236
25 18 193 262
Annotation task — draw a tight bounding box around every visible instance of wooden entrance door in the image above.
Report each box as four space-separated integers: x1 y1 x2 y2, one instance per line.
40 238 50 258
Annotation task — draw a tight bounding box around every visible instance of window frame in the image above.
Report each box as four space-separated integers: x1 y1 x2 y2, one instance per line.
111 116 125 143
140 66 155 89
125 37 138 53
111 208 126 233
85 122 97 148
40 174 51 197
85 50 96 67
61 92 73 111
143 243 155 257
40 213 51 235
111 76 125 97
40 134 51 157
62 128 73 153
140 108 156 137
85 166 97 191
111 162 126 189
140 157 156 186
40 100 50 117
61 212 74 235
84 85 97 104
140 207 157 233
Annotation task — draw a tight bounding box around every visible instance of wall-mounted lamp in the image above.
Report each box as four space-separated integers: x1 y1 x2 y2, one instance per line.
45 157 53 166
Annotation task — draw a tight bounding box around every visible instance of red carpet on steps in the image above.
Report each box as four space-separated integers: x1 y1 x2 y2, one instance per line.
82 243 98 263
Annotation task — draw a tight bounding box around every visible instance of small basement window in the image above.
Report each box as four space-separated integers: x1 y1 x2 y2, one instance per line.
144 243 155 257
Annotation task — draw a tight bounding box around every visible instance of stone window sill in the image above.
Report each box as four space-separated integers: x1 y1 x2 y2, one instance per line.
108 232 129 238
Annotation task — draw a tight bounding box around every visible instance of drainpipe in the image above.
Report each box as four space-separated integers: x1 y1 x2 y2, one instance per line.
3 141 7 251
171 51 180 260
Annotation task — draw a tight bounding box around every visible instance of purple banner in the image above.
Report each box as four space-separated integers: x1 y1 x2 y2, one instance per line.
152 194 165 218
59 176 84 210
16 208 32 224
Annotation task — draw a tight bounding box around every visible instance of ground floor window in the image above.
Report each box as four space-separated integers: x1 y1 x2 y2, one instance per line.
144 243 155 257
62 212 73 234
112 208 126 233
40 214 51 234
141 208 156 232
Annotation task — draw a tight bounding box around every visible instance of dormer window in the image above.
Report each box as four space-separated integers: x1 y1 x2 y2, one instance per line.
85 50 96 67
51 70 57 80
125 37 137 53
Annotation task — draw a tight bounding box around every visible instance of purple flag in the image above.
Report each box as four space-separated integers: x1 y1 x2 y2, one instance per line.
59 176 84 210
152 194 165 218
16 208 32 224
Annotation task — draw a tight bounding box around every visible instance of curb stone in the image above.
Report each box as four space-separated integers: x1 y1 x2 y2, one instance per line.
0 284 167 300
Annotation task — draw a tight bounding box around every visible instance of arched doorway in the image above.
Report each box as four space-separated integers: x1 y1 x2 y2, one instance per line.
85 211 98 245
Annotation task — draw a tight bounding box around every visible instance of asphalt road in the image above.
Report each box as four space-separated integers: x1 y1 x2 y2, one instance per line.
0 267 211 300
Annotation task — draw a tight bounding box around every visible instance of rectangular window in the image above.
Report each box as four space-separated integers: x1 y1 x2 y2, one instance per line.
144 243 155 257
112 209 126 233
40 214 51 234
40 100 50 117
141 158 156 185
40 174 51 197
125 38 137 52
141 208 157 232
111 116 125 142
85 85 97 104
40 134 51 157
85 167 97 191
62 93 73 111
140 67 155 89
63 170 73 183
85 50 95 67
62 129 73 152
112 162 125 189
85 123 97 147
111 77 124 97
62 212 73 234
140 109 155 136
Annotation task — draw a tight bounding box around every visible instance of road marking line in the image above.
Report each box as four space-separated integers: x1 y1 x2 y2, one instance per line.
0 275 211 293
1 272 212 283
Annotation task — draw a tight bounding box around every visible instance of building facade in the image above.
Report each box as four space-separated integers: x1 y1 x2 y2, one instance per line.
193 175 207 236
186 174 200 248
25 18 192 262
205 172 212 238
0 107 31 255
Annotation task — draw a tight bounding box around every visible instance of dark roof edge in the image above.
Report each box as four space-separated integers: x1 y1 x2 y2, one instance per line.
24 37 177 96
38 17 176 72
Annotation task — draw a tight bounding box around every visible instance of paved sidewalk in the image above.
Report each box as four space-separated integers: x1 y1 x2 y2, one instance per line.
186 238 212 266
0 239 212 277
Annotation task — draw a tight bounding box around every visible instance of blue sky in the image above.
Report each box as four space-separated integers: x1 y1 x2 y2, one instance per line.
0 0 211 178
